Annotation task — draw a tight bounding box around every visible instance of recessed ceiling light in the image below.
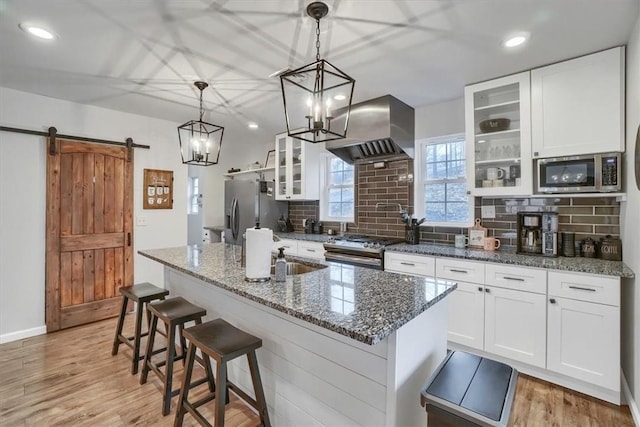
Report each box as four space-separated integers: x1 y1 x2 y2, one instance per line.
19 23 56 40
334 94 346 101
503 34 528 48
248 123 259 129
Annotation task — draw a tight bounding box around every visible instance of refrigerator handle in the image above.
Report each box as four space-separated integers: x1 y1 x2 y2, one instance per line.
231 197 239 241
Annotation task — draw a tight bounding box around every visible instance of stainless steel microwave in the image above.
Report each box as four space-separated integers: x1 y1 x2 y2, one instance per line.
536 153 622 194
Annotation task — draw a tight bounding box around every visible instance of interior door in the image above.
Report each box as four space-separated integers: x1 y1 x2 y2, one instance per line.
46 139 133 331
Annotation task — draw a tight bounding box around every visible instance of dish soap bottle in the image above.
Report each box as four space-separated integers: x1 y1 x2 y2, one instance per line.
275 247 287 282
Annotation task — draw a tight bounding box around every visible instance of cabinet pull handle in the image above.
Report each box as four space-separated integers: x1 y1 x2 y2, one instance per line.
478 287 483 292
485 288 491 293
400 262 415 266
549 298 556 304
127 232 131 247
503 276 525 281
306 249 316 252
568 285 596 292
450 269 468 273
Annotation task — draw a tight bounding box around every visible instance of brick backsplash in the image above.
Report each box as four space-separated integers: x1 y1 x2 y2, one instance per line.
288 164 621 247
289 159 414 237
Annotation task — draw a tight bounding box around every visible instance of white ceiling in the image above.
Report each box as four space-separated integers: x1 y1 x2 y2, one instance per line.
0 0 638 145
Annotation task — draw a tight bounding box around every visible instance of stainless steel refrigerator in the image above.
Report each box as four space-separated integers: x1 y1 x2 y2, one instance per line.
224 179 286 245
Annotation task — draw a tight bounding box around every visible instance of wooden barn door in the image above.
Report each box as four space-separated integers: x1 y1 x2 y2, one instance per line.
46 139 133 331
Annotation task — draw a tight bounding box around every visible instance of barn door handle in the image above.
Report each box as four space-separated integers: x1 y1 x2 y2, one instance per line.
127 232 131 247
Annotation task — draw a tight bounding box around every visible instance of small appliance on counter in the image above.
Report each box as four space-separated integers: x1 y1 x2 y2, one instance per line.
304 218 316 234
541 212 559 257
517 212 542 255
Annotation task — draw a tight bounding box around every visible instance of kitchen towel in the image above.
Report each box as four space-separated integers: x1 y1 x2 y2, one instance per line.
245 226 272 280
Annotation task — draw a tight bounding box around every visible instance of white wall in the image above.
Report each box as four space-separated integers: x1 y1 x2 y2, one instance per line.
415 97 465 139
0 87 188 341
622 10 640 421
0 86 277 342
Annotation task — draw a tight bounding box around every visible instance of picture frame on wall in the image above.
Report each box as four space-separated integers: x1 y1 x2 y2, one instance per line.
265 149 276 168
143 169 173 209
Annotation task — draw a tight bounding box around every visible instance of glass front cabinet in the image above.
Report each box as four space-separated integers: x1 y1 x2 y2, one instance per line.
275 133 321 200
464 71 532 196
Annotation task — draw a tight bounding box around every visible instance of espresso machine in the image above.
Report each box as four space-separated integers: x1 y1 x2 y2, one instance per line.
517 212 542 254
541 212 559 257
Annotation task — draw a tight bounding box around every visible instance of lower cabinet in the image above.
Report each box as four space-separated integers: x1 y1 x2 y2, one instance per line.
484 286 547 368
274 238 325 260
384 250 623 403
547 271 620 391
447 281 485 351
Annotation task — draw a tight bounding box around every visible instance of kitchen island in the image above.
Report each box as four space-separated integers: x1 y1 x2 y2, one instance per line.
139 243 456 427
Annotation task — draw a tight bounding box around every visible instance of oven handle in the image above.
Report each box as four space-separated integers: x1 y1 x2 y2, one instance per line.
324 252 382 268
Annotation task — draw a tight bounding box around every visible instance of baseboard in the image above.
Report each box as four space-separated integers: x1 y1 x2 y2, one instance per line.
622 373 640 427
0 325 47 344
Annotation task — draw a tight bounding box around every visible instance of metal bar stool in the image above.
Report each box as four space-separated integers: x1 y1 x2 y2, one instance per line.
111 282 170 374
174 318 271 427
140 296 216 416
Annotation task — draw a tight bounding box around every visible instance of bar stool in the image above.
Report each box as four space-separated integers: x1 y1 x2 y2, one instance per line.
140 296 216 416
174 318 271 427
111 282 170 374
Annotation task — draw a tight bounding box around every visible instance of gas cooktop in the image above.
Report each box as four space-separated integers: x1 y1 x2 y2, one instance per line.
325 234 405 246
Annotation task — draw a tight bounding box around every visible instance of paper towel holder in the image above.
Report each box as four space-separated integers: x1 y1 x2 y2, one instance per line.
244 222 272 283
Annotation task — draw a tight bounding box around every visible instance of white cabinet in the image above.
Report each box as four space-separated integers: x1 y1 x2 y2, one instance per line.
465 71 532 196
547 271 620 391
531 47 625 158
484 285 547 368
447 280 485 351
297 241 325 260
275 133 323 200
384 252 435 277
273 238 298 255
273 238 325 260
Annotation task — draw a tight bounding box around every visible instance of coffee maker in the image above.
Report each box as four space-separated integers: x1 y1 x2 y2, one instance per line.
541 212 559 257
517 212 542 255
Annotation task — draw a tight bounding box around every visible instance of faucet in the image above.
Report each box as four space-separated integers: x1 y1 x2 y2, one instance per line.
273 235 281 242
375 202 406 214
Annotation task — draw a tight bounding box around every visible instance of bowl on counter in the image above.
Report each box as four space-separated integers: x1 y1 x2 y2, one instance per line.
479 118 511 133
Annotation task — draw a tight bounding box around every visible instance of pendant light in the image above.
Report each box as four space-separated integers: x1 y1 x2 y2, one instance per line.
177 81 224 166
280 1 355 143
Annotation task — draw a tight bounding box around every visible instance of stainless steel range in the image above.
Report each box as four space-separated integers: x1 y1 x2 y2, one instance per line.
323 235 404 270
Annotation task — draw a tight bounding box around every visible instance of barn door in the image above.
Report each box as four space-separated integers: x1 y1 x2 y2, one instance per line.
46 139 133 331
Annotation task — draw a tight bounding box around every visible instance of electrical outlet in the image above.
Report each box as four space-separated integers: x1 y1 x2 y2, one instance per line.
136 215 148 226
481 205 496 219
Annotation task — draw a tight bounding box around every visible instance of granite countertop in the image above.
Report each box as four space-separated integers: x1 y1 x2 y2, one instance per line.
273 232 635 278
388 243 635 278
139 243 456 345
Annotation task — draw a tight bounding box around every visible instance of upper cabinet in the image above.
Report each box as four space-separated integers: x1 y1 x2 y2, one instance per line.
465 71 533 196
275 133 323 201
531 47 625 158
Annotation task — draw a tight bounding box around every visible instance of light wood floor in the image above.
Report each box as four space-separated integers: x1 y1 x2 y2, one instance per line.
0 316 634 426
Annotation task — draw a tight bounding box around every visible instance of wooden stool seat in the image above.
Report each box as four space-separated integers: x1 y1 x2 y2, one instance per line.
175 319 271 427
141 297 215 416
112 282 169 375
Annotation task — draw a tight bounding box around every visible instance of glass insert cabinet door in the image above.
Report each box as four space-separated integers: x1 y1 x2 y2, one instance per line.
291 138 302 197
276 134 288 198
464 71 532 196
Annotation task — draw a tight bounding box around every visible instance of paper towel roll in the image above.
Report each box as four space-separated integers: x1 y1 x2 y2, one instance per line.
245 226 272 280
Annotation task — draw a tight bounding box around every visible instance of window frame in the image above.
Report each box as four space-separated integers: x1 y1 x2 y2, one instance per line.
414 133 474 228
319 153 355 223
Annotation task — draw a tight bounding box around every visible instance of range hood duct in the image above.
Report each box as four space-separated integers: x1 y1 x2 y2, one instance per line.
325 95 415 164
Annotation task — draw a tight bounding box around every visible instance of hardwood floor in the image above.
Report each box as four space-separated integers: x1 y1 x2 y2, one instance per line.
0 316 634 426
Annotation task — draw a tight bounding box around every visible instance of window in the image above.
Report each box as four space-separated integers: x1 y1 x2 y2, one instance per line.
320 155 355 222
415 134 473 226
188 176 200 214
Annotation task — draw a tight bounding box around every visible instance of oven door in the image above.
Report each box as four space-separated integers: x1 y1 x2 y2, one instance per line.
324 252 383 270
537 156 596 193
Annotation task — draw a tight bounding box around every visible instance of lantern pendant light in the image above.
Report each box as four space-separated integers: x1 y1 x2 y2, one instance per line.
177 81 224 166
280 1 355 143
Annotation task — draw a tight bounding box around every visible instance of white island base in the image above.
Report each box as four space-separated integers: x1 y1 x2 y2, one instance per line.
164 267 448 427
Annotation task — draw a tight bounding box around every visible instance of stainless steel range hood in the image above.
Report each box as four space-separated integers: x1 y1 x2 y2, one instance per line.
325 95 415 164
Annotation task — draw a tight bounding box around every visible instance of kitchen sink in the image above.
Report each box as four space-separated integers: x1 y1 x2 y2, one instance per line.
270 262 327 275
